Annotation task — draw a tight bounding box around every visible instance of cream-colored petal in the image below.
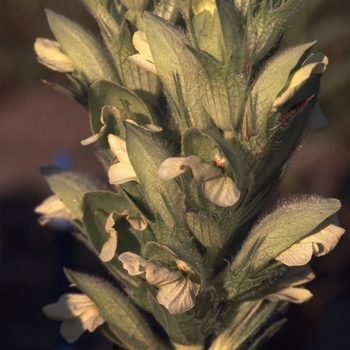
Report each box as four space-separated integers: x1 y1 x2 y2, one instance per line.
99 213 118 262
157 157 188 180
265 286 313 304
79 306 105 332
128 54 157 75
60 306 104 343
119 252 147 275
34 38 74 73
35 195 75 225
276 224 345 266
183 155 221 183
43 294 95 320
132 31 153 63
305 223 345 257
157 278 200 314
108 134 138 184
125 119 162 132
306 102 328 128
143 260 181 286
60 317 86 343
265 265 315 303
202 175 240 207
122 209 147 231
272 54 328 111
108 162 138 184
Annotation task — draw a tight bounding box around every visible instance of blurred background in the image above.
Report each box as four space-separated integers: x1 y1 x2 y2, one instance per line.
0 0 349 349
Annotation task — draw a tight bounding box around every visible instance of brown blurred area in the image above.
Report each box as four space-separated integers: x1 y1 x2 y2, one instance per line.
0 1 350 349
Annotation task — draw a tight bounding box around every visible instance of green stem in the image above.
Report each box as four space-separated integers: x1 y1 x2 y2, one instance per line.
173 343 204 350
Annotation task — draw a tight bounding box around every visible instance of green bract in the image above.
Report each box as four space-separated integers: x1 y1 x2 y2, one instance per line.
36 1 343 349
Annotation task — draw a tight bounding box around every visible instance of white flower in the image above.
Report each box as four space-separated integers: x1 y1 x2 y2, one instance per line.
43 294 105 343
265 265 315 304
271 53 328 112
34 194 75 225
34 38 74 73
99 211 147 262
108 134 138 184
81 106 131 146
157 155 240 207
275 223 345 266
128 31 157 75
119 252 200 314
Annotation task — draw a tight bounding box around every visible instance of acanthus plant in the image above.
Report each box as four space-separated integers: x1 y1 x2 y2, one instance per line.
34 0 345 349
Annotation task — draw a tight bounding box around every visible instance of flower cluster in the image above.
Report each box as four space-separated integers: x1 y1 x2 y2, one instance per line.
35 0 345 349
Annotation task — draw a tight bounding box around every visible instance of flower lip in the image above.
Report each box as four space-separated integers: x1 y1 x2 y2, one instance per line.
119 252 200 314
43 293 105 343
158 155 240 207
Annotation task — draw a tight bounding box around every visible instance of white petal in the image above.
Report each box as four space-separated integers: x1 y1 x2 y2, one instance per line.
107 134 138 184
108 162 138 184
34 38 74 73
43 294 94 319
275 242 314 266
202 175 240 207
183 155 221 183
157 157 188 180
60 318 86 343
81 133 100 146
122 209 147 231
60 306 104 343
99 213 118 262
128 54 157 75
132 31 153 63
265 286 313 304
143 261 181 286
119 252 147 275
276 224 345 266
157 278 200 314
272 55 328 111
265 265 315 303
35 195 75 225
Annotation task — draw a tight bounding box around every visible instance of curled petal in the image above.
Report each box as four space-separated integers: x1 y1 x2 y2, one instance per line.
272 53 328 111
34 38 74 73
129 31 157 74
133 31 153 62
60 306 105 343
43 294 94 320
99 213 118 262
275 224 345 266
265 265 315 304
143 261 182 286
129 54 157 75
157 278 200 315
183 155 221 182
108 134 138 184
35 195 75 225
119 252 147 275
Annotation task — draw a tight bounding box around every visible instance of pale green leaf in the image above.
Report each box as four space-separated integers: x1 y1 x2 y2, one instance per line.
64 269 167 350
45 9 118 86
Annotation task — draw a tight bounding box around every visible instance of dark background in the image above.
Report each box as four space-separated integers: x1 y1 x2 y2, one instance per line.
1 0 350 349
